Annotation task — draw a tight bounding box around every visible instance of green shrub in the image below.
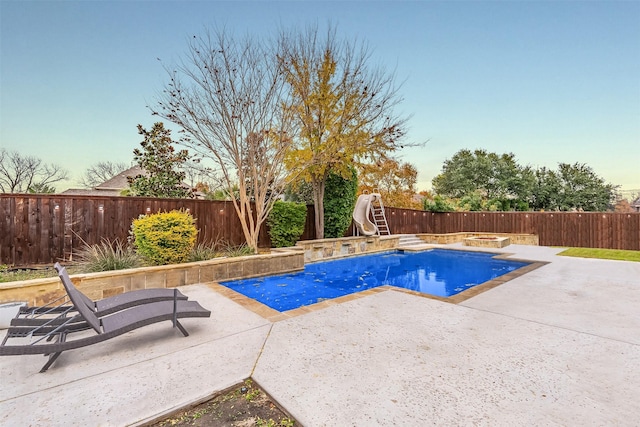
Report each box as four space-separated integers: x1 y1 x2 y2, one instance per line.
224 243 255 257
458 192 484 211
324 167 358 238
267 200 307 248
485 199 502 212
423 195 456 212
515 200 530 211
131 210 198 265
74 238 141 272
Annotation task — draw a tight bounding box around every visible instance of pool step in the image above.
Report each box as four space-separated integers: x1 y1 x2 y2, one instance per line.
397 234 429 248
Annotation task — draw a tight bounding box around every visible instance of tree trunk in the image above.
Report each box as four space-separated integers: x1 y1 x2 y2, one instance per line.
245 233 259 254
230 192 260 254
312 178 325 239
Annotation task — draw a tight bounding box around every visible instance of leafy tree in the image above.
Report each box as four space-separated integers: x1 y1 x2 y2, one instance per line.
0 148 69 193
284 180 314 204
458 191 485 211
530 167 563 211
432 149 535 205
79 161 128 188
153 29 295 253
324 167 358 238
358 159 421 209
422 195 456 212
127 123 193 199
532 163 616 211
557 163 616 211
433 150 617 212
280 25 408 239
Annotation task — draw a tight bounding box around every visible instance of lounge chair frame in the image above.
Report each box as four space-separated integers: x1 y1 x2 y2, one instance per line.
11 264 188 328
1 264 210 373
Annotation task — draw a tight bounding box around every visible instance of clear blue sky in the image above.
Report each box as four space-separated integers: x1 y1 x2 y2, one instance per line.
1 1 639 195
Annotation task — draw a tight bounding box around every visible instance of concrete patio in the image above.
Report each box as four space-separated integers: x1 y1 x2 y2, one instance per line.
1 244 639 426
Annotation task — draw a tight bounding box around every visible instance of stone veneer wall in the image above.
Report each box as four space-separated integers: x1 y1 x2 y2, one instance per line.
295 235 400 263
417 232 538 246
0 251 304 306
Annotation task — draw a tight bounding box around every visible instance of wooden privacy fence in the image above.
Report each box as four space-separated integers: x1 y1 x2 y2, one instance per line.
383 208 640 250
0 194 317 266
1 194 639 266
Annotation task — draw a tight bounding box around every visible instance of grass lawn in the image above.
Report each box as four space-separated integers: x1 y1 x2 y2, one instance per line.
557 247 640 262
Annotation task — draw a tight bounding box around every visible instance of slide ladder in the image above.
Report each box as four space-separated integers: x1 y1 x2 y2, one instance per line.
371 195 390 235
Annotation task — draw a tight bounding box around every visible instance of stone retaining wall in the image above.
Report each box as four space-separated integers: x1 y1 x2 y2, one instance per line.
0 251 304 306
0 233 536 307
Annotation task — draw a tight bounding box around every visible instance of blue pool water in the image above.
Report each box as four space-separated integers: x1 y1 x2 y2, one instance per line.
221 249 528 312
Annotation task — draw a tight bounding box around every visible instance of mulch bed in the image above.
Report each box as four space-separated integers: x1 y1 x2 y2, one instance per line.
146 379 297 427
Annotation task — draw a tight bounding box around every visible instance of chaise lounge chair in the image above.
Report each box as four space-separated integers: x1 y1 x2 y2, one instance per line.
10 263 189 328
0 264 211 373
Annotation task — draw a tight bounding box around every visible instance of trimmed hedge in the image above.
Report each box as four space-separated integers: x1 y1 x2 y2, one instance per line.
267 200 307 248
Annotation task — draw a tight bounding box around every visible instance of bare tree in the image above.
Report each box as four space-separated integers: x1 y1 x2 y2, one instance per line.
180 159 225 194
79 161 129 188
152 29 296 252
0 148 69 193
279 25 409 238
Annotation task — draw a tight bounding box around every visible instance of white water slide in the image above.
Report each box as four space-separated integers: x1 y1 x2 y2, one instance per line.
352 193 382 236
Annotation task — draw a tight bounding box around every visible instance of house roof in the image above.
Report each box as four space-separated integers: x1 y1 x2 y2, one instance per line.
59 188 110 196
95 165 145 191
60 165 204 198
60 166 142 196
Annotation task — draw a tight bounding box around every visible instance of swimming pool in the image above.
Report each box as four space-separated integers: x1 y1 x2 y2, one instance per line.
221 249 529 312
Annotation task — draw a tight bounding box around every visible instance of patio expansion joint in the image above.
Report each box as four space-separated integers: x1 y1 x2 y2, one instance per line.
458 303 640 347
249 323 274 377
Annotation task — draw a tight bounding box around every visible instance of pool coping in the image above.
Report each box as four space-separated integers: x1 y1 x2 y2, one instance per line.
207 248 549 321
